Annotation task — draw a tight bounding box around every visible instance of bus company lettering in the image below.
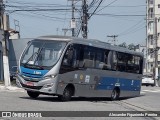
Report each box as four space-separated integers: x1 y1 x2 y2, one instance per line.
34 71 41 75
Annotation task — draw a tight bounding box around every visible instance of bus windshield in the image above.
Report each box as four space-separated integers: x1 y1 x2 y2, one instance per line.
20 40 67 69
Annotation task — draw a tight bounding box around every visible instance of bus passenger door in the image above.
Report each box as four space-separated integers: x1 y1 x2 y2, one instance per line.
58 44 79 94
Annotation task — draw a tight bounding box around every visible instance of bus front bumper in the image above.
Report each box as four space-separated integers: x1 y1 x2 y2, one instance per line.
16 74 57 94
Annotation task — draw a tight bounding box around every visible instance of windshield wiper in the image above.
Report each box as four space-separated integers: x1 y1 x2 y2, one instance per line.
24 52 38 65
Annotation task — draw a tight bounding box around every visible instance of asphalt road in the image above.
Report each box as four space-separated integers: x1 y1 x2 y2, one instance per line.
0 86 159 120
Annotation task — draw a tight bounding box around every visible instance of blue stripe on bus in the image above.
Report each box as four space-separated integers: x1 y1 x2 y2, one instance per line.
20 66 49 78
96 77 141 91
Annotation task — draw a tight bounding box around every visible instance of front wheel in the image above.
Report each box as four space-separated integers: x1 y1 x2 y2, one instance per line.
58 87 72 101
27 91 40 99
111 89 119 101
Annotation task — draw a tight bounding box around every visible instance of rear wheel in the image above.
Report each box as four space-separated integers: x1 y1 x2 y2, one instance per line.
111 88 119 101
58 87 72 101
27 91 39 99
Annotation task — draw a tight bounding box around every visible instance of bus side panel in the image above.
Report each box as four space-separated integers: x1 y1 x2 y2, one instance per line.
96 77 141 97
120 79 141 97
56 70 113 97
56 69 142 98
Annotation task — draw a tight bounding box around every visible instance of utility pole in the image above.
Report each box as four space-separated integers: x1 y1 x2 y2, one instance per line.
70 0 76 37
82 0 88 39
154 17 159 86
0 0 11 87
107 35 118 45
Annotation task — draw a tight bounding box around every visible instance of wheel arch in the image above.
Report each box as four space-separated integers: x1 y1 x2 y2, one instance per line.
65 83 75 96
111 86 121 100
114 87 120 95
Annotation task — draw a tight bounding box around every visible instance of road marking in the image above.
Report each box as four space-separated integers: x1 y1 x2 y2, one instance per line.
141 89 160 93
140 91 145 94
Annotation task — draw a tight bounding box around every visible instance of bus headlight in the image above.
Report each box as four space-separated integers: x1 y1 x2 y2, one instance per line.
43 74 57 80
43 83 54 88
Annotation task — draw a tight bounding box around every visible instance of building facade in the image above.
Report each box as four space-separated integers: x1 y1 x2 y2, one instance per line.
0 40 3 80
146 0 160 76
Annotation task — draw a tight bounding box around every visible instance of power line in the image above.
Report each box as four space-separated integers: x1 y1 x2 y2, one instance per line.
6 8 72 12
118 19 145 36
96 0 119 13
88 0 103 19
93 13 146 17
119 25 145 37
6 0 64 6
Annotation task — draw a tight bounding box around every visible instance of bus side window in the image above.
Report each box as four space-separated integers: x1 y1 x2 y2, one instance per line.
134 56 140 74
112 51 117 71
126 54 134 73
62 45 74 67
95 48 104 69
83 47 95 68
60 44 81 74
77 45 84 68
102 50 111 70
139 57 143 74
117 52 127 72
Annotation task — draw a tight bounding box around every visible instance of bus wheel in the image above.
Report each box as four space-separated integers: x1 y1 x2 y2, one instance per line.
111 88 119 101
59 87 72 101
27 91 39 99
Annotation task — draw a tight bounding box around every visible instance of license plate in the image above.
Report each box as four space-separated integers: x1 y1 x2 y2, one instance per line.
26 82 34 86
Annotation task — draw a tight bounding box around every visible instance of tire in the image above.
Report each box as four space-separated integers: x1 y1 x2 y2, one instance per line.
58 87 72 101
27 91 40 99
111 89 119 101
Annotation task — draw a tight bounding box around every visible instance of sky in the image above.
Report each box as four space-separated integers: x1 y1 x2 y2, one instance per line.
6 0 146 45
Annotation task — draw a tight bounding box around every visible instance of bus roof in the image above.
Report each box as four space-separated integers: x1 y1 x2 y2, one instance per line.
36 35 143 57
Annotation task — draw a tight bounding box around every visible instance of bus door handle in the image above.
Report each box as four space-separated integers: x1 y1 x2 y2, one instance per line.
79 81 83 84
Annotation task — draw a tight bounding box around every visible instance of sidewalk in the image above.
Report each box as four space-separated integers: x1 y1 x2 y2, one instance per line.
0 84 24 91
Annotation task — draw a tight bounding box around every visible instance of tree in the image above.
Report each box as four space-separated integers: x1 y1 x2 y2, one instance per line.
128 43 136 51
118 42 127 48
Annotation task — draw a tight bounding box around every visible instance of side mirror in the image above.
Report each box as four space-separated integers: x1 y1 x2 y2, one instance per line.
27 41 31 44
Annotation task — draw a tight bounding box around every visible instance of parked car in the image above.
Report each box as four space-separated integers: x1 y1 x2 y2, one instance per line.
10 66 17 81
142 75 154 86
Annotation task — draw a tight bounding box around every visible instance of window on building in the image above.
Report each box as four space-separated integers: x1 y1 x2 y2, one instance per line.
148 8 153 18
148 22 153 32
150 64 153 72
148 35 154 45
150 53 154 58
151 39 154 45
149 0 153 4
158 4 160 8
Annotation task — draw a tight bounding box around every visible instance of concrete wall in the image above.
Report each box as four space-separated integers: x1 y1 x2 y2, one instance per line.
8 38 32 70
